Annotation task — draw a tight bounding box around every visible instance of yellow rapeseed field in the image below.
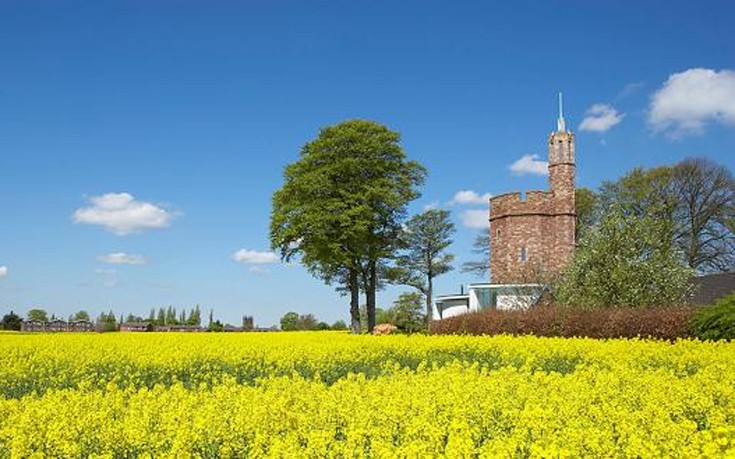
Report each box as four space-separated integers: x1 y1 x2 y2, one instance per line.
0 332 733 457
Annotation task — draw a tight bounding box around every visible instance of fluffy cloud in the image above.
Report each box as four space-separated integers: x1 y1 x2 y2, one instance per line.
73 193 175 235
450 190 493 205
509 154 548 176
460 210 489 229
649 68 735 136
579 104 624 132
0 266 7 278
232 249 279 264
98 253 147 265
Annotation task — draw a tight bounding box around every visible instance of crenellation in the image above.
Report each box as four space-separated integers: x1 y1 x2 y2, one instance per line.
489 102 576 284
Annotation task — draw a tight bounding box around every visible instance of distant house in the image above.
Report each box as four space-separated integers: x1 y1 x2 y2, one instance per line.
120 322 153 332
46 319 68 332
69 320 94 332
20 319 94 333
154 324 203 332
690 272 735 305
20 320 46 332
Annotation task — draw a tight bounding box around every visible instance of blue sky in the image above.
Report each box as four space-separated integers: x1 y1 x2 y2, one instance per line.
1 1 733 326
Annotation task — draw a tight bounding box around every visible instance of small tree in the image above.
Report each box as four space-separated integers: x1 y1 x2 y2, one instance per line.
27 308 48 322
96 310 118 332
187 306 202 326
280 312 300 331
391 209 455 323
70 310 91 322
389 292 425 333
555 207 693 308
2 311 21 330
460 229 490 278
331 320 348 330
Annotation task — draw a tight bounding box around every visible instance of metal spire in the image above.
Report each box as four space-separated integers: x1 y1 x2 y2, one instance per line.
557 92 566 132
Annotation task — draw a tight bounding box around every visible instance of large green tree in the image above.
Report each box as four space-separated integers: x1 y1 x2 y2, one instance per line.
270 120 426 333
555 207 693 308
390 209 455 322
599 157 734 273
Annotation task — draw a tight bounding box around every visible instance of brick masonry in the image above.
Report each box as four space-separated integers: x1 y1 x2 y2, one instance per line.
489 128 575 283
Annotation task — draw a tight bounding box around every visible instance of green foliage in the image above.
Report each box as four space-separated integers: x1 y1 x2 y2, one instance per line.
280 312 300 331
96 310 118 332
70 311 91 322
690 294 735 341
330 320 348 331
187 305 202 326
575 188 598 241
376 293 425 333
1 311 21 331
27 309 48 322
391 209 455 323
599 158 734 273
270 119 426 333
125 314 145 323
555 207 693 308
280 312 319 331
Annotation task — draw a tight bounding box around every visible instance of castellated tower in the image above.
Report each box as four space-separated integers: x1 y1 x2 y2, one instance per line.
489 95 576 284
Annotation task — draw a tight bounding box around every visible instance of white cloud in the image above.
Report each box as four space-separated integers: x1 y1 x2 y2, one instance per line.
232 249 279 264
460 210 489 229
509 154 548 176
73 193 175 235
0 266 7 278
248 266 270 275
99 253 147 265
579 104 624 132
649 68 735 136
450 190 492 205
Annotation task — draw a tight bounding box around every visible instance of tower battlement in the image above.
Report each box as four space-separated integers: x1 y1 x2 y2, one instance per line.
489 95 576 284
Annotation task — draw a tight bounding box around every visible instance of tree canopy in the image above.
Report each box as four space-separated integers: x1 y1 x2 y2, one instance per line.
27 308 48 322
599 157 734 273
555 207 693 308
270 120 426 333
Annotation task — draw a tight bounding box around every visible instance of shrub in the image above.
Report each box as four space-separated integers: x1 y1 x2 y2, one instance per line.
555 208 693 308
690 293 735 341
431 304 695 340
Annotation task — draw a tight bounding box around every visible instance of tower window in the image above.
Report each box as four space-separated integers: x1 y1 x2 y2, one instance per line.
520 247 527 263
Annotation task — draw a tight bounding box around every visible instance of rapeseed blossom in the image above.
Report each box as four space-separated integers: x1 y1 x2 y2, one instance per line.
0 332 733 457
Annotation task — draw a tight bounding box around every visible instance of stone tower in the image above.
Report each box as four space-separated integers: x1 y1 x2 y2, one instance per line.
489 94 576 284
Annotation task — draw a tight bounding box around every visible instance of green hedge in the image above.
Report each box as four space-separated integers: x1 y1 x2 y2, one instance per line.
690 293 735 341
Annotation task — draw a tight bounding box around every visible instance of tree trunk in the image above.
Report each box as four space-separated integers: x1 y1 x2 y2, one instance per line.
366 259 377 333
426 274 433 325
349 268 361 334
